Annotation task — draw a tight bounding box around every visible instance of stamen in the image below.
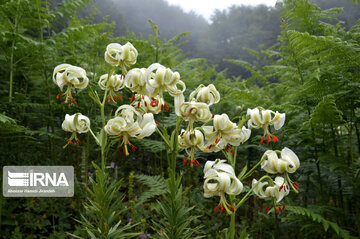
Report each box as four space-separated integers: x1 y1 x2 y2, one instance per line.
161 104 164 111
165 103 169 111
144 101 147 107
118 95 122 100
219 205 224 212
215 138 220 144
183 157 187 166
69 140 72 144
213 207 218 213
266 139 269 144
267 134 271 141
137 102 140 108
275 208 279 213
266 206 270 213
131 145 136 152
230 206 235 212
260 136 264 144
272 135 279 142
155 121 160 126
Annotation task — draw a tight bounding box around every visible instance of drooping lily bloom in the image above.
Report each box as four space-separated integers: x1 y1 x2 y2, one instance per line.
145 63 186 98
247 108 285 144
104 105 156 155
125 68 152 96
204 159 243 213
261 147 300 174
174 94 212 128
202 114 251 152
252 176 289 203
98 74 125 103
178 129 205 166
189 84 220 106
62 113 90 145
133 95 165 115
104 42 138 67
53 64 89 104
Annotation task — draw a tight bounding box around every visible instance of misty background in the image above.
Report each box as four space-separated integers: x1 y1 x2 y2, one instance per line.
87 0 360 78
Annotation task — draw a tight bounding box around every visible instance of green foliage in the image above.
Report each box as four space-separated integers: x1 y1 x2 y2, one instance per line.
72 163 140 238
135 174 166 205
284 206 355 239
310 95 345 125
154 172 203 239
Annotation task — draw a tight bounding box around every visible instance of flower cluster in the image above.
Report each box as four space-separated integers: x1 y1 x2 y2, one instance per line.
53 40 300 218
175 84 252 166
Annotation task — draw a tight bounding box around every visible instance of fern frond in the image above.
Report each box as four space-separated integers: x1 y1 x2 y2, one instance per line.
310 95 345 126
134 174 166 205
285 206 355 239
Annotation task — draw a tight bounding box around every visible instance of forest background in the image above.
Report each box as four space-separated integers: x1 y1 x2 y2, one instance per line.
0 0 360 238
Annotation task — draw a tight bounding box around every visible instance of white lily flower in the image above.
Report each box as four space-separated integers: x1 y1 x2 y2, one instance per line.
247 108 285 144
133 94 165 114
62 113 90 134
174 94 212 128
53 64 89 104
202 114 251 152
189 84 220 106
98 74 125 91
125 68 152 96
104 42 138 67
178 129 205 166
62 113 90 145
252 176 289 203
204 159 243 212
105 105 156 155
98 74 125 103
261 147 300 174
145 63 186 97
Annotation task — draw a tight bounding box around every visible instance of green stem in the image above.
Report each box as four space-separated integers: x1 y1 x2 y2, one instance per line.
99 69 115 170
229 210 236 239
9 30 15 103
241 155 266 180
273 199 280 239
236 175 271 210
87 124 100 145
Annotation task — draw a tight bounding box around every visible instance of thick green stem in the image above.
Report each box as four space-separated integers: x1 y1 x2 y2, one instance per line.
229 210 236 239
